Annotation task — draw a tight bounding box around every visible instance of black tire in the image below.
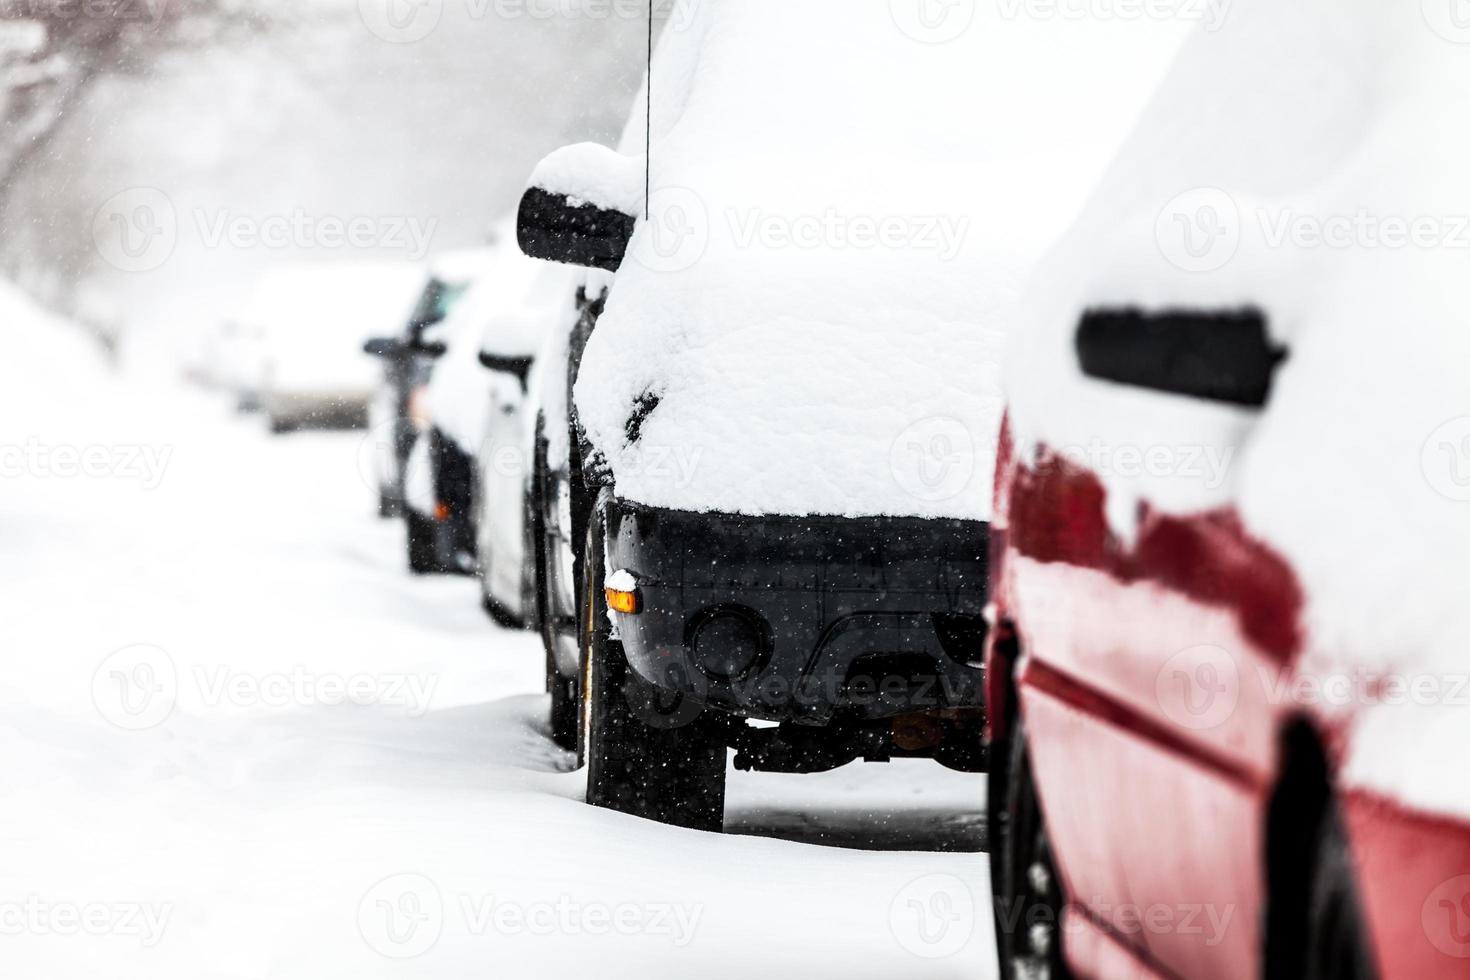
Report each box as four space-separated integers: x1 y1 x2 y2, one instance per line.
377 489 400 519
405 510 442 574
1302 798 1377 980
268 415 295 435
580 507 726 832
532 421 578 754
480 592 522 629
991 718 1069 980
549 669 578 753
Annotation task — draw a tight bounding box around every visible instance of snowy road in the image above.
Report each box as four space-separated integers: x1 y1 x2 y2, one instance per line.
1 295 994 978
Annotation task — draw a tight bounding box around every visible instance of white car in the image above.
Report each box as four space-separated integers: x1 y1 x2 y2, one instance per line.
250 263 422 434
202 319 268 412
472 259 579 628
363 249 494 529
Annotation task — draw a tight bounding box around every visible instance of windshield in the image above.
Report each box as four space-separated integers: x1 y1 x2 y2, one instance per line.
407 278 470 335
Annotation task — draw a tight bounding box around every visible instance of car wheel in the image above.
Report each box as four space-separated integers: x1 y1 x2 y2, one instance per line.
405 511 442 574
268 415 295 435
480 592 522 629
993 718 1070 980
377 489 399 519
580 509 726 832
1302 798 1377 980
548 668 578 754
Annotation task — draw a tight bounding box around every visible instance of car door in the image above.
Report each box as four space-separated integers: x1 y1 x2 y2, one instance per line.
1012 305 1295 978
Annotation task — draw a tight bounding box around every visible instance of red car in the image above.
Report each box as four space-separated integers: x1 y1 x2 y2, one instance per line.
983 5 1470 979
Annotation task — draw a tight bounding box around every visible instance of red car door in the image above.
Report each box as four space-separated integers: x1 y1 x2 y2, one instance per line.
1002 307 1298 978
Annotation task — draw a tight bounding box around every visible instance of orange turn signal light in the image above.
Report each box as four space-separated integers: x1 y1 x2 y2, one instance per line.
605 586 640 615
433 502 451 521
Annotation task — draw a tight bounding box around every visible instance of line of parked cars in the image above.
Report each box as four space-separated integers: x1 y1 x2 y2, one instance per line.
209 2 1470 977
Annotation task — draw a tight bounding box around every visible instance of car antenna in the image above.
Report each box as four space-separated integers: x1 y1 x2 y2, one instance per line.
645 0 652 221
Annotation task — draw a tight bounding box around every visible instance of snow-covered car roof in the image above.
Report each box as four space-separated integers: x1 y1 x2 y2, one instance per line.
571 0 1190 521
1002 0 1470 819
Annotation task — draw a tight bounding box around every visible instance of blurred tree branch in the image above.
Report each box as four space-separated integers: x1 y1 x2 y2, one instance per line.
0 0 280 197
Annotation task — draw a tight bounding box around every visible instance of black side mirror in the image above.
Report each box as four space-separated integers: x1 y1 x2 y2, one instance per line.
478 351 535 391
413 339 448 359
362 337 404 358
1075 306 1287 408
517 187 635 272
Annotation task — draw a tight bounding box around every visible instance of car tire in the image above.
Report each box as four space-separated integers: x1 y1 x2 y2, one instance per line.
405 511 442 574
480 591 522 629
548 667 578 754
377 489 400 519
1302 798 1377 980
992 717 1070 980
580 509 726 832
268 415 295 435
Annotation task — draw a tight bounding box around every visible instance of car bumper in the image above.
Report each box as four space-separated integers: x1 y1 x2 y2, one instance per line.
604 498 988 725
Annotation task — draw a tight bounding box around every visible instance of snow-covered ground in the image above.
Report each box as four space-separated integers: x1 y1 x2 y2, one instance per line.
0 284 992 978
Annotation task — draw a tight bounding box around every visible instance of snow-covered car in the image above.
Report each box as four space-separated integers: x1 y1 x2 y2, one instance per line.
986 3 1470 978
250 263 422 434
201 318 268 412
524 276 604 751
515 1 1188 829
472 259 579 628
363 249 491 521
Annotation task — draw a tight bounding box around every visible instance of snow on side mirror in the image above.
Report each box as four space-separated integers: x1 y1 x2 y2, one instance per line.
517 143 641 272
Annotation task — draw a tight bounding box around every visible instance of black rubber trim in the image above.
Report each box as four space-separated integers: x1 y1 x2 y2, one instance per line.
1076 306 1287 407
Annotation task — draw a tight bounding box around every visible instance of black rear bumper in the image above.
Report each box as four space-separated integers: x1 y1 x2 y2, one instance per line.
604 499 987 726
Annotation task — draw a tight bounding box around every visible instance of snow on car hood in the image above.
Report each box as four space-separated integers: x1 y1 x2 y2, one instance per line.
572 0 1190 521
1002 0 1470 819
